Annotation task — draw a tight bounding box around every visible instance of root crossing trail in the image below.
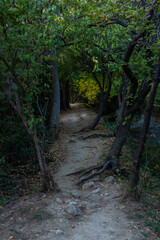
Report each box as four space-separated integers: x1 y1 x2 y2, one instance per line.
0 104 158 240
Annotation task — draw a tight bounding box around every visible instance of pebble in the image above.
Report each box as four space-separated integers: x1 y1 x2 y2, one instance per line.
56 198 63 204
87 193 103 201
104 176 116 184
68 203 81 216
91 188 101 194
50 230 64 235
86 202 101 209
82 181 95 190
70 190 82 199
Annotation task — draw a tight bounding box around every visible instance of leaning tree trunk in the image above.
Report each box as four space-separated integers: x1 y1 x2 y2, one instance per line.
32 127 57 191
6 93 57 191
106 113 135 168
129 57 160 198
89 93 105 130
49 57 60 139
79 77 111 132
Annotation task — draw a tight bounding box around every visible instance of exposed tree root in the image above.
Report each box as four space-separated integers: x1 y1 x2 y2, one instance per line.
66 168 86 176
79 163 104 177
76 161 112 185
79 133 114 140
74 127 91 134
66 163 104 176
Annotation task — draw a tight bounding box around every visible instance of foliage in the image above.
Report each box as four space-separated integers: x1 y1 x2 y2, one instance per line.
73 73 100 105
104 117 118 132
0 0 160 206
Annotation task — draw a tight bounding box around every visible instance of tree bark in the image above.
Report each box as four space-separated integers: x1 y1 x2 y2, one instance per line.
49 57 60 139
32 127 56 191
129 57 160 197
60 80 70 110
89 92 105 130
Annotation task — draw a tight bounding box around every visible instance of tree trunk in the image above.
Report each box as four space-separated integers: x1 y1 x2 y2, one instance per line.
32 127 56 191
129 57 160 198
60 86 67 111
79 76 111 132
87 92 105 130
107 113 134 168
6 94 57 191
49 57 60 138
65 80 70 109
60 80 70 110
104 77 152 169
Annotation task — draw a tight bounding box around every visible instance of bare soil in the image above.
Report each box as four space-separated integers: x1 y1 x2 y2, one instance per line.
0 103 158 240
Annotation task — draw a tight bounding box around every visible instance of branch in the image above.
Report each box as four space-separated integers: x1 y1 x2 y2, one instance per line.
92 72 103 91
88 18 127 28
56 40 81 50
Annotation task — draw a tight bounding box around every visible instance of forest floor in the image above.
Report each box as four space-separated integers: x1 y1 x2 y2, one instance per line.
0 103 159 240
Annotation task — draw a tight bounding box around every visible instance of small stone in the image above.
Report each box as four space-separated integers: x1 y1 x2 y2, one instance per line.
68 203 81 216
88 193 103 201
105 192 109 196
119 205 126 210
91 188 101 194
70 190 82 199
54 230 64 235
82 181 95 191
56 198 63 204
86 202 101 210
104 176 116 184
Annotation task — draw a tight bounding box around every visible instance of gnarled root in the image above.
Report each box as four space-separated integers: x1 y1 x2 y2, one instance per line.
76 160 112 185
66 163 104 177
79 133 114 140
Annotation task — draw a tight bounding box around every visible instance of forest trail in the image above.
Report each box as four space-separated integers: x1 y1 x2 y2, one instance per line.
54 103 113 191
0 104 158 240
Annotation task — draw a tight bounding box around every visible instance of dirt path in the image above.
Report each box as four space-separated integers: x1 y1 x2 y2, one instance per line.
0 104 158 240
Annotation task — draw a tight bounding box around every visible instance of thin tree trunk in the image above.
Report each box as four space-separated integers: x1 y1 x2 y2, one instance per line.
60 86 67 110
129 57 160 198
87 92 105 130
32 127 56 191
107 113 134 168
49 57 60 138
65 80 70 109
103 74 152 169
60 80 70 110
79 76 111 132
7 94 56 191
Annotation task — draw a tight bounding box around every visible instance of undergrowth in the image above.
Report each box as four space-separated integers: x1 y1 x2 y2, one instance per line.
0 159 41 206
104 116 160 238
124 138 160 238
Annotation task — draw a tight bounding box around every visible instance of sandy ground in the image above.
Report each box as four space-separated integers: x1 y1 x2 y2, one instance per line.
0 103 158 240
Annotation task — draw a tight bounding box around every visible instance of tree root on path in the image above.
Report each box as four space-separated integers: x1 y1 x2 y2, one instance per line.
66 163 104 177
79 133 114 140
76 161 112 185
